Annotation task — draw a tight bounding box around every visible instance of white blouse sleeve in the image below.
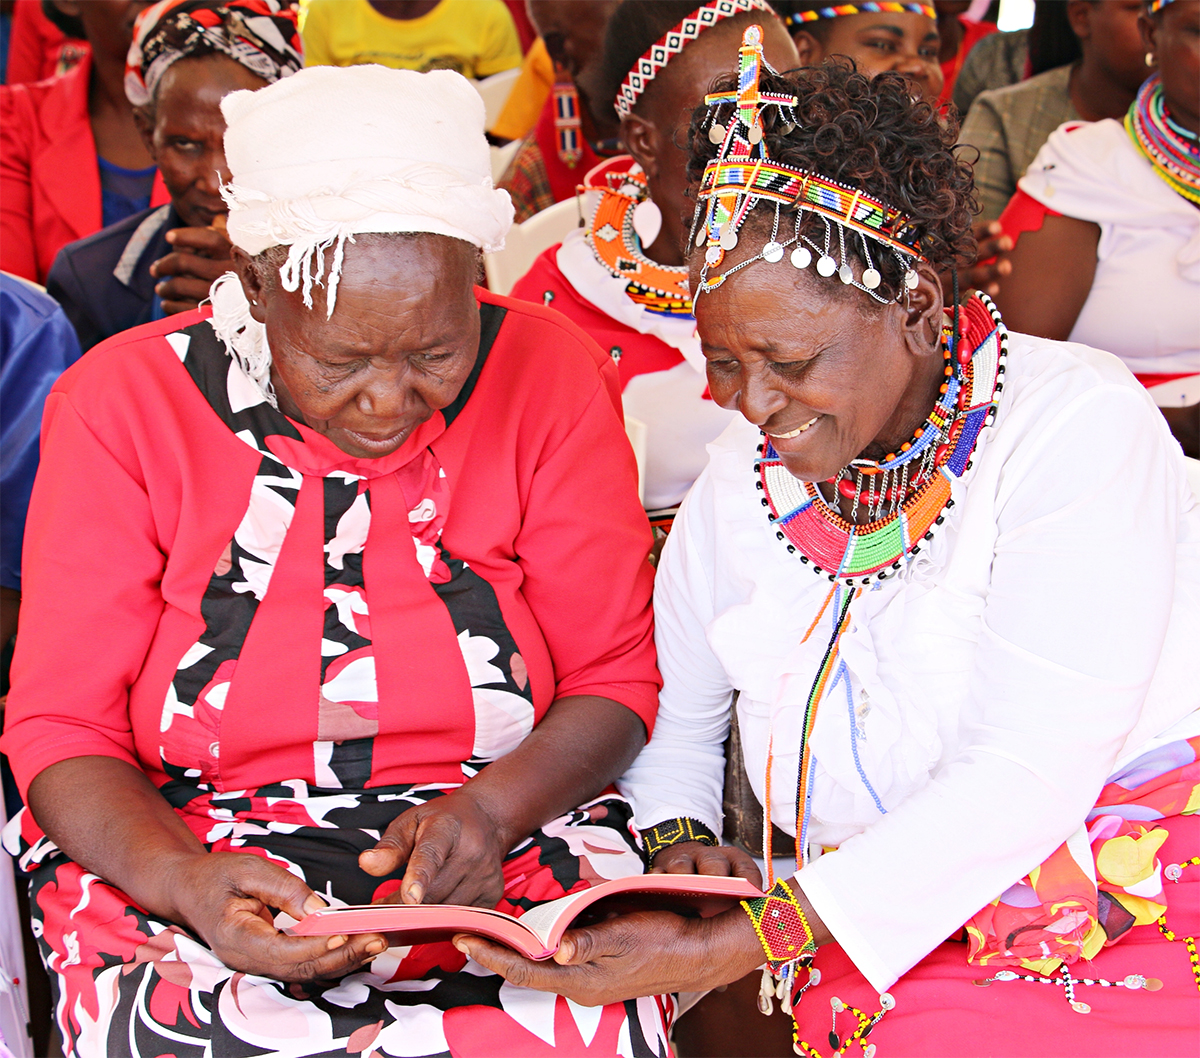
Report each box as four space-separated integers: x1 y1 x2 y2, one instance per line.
617 477 733 834
796 379 1189 992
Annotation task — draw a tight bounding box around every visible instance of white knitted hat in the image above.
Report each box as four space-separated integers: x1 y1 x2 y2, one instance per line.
218 63 513 315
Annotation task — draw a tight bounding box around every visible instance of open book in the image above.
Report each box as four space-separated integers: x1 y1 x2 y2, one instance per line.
291 873 763 961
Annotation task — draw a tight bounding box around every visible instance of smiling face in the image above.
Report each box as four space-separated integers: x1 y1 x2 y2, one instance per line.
791 12 943 102
235 233 481 459
690 233 947 482
141 54 267 228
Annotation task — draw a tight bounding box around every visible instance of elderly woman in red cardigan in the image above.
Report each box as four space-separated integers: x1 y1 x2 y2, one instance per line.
2 63 668 1058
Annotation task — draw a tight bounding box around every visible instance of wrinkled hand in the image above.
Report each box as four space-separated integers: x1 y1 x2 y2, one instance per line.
166 850 386 982
360 787 511 908
150 223 234 314
650 841 762 886
456 906 765 1007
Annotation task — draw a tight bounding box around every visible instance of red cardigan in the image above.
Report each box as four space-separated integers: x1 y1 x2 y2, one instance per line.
1 54 168 283
1 290 658 799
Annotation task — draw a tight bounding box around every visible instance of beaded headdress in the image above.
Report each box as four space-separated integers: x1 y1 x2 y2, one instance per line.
614 0 776 119
689 24 925 301
784 2 935 26
1148 0 1174 13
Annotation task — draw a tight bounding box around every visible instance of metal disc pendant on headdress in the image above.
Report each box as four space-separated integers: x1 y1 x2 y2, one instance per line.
838 263 853 284
862 267 881 289
791 246 811 269
905 269 919 289
762 241 784 263
748 124 763 145
696 224 707 246
720 227 739 250
816 255 837 277
705 245 724 265
709 122 727 144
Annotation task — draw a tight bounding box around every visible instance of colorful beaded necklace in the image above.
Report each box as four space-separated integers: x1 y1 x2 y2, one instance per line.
585 164 693 317
755 293 1007 587
1126 75 1200 207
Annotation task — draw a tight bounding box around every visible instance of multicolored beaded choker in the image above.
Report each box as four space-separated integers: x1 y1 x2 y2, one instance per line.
584 162 693 317
1126 75 1200 207
754 293 1007 586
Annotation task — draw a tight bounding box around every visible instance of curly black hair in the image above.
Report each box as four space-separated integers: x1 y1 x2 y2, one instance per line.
687 62 977 302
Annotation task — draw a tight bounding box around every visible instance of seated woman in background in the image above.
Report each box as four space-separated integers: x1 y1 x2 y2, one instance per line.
1 64 670 1058
995 0 1199 457
496 0 619 223
0 0 168 284
511 0 795 512
461 39 1200 1058
772 0 944 103
773 1 1012 297
46 0 302 352
959 0 1147 226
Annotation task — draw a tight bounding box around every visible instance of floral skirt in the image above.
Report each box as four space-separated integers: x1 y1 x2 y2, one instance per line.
8 781 674 1057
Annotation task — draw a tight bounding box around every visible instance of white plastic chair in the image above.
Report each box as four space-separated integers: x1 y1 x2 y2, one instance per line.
484 197 582 296
475 67 521 130
490 139 521 184
624 415 648 506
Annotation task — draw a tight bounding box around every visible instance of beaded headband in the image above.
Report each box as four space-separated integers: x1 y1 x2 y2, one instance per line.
785 2 936 24
1148 0 1174 12
614 0 776 119
690 24 925 301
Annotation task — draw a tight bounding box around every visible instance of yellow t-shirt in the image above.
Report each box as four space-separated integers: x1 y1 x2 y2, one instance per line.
489 37 553 140
300 0 522 78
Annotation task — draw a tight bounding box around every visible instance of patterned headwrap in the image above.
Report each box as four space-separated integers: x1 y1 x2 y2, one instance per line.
125 0 303 107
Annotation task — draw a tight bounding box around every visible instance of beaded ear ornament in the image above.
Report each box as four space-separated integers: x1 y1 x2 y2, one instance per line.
688 24 926 304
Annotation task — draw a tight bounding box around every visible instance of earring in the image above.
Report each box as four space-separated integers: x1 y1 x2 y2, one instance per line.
1145 51 1155 66
632 198 663 248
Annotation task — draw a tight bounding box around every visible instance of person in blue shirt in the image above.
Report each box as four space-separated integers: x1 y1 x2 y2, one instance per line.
0 272 82 654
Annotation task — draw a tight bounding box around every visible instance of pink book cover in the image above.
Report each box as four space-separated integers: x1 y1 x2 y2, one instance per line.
290 874 763 960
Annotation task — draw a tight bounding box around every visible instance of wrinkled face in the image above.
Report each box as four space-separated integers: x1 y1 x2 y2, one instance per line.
146 55 266 228
800 12 943 102
243 234 481 459
690 242 940 482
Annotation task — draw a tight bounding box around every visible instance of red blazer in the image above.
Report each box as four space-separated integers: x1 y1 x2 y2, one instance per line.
1 54 168 283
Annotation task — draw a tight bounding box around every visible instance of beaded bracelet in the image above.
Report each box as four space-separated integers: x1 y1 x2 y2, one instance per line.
741 878 818 973
639 817 719 864
1160 855 1200 994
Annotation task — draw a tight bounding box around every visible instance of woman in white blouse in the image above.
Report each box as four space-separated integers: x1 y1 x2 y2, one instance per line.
457 43 1200 1058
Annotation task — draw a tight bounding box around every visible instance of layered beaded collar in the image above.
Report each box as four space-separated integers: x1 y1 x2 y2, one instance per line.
754 293 1007 586
584 160 693 317
1126 75 1200 207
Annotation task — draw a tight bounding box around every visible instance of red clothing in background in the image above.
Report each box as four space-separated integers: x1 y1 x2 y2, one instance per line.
938 16 996 108
0 53 169 282
1 290 657 800
4 0 88 85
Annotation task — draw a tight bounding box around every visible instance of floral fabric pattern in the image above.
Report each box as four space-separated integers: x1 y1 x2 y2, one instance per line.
10 786 672 1057
965 734 1200 973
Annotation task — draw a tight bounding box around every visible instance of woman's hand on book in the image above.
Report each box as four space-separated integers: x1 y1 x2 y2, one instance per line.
453 905 766 1006
359 787 510 909
650 842 762 886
